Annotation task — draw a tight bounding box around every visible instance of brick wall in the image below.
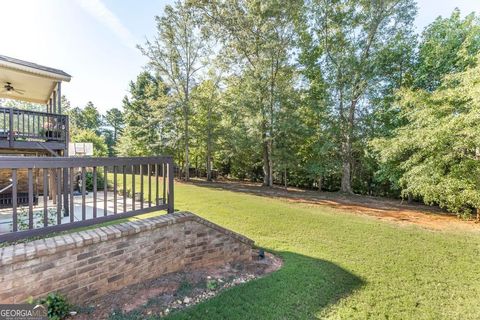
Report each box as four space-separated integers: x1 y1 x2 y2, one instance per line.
0 212 253 304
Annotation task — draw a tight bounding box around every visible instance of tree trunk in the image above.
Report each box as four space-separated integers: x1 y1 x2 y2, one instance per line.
262 119 272 187
284 167 287 189
318 176 322 192
268 139 273 187
340 139 353 193
206 156 212 181
206 135 212 181
206 108 213 181
262 136 270 186
340 98 356 194
184 115 189 182
407 192 413 204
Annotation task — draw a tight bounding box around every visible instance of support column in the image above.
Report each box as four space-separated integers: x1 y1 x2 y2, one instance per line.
57 82 69 217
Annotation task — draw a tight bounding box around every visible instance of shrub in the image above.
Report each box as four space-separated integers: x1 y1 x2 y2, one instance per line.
36 292 70 320
84 171 105 191
15 208 57 231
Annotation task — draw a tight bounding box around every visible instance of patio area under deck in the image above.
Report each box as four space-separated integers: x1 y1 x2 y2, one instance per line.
0 156 174 242
0 191 165 234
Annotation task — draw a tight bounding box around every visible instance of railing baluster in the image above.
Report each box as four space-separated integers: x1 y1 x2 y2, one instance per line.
123 165 126 213
148 164 152 207
8 108 13 147
140 164 144 209
163 163 166 204
113 166 117 214
132 165 135 211
81 167 86 220
104 166 108 216
93 167 97 218
63 166 69 217
12 169 17 232
57 168 62 224
28 168 33 229
155 163 159 206
27 112 30 138
22 111 25 138
69 167 74 223
167 161 174 213
43 169 48 227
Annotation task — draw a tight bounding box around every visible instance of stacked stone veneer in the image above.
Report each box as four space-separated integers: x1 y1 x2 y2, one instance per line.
0 212 253 304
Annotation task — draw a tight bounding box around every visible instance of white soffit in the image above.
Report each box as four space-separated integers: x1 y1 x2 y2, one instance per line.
0 55 71 104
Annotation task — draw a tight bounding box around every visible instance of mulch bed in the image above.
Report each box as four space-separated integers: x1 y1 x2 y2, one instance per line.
72 250 282 319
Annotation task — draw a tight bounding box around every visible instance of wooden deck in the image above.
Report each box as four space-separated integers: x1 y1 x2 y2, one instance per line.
0 156 174 242
0 106 68 152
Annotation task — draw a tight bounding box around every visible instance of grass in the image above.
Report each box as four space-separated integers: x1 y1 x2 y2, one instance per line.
8 174 479 318
107 177 480 319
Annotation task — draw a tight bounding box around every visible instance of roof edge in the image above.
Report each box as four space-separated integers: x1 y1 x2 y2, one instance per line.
0 58 71 82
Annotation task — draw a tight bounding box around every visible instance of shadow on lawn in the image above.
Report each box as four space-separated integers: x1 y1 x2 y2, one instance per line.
163 251 364 320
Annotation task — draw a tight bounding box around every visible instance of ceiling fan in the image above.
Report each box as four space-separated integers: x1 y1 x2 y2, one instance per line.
2 82 25 95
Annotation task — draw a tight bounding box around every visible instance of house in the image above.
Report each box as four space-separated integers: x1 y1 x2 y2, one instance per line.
0 55 253 306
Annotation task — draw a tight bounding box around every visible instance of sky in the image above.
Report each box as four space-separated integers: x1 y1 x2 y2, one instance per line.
0 0 478 114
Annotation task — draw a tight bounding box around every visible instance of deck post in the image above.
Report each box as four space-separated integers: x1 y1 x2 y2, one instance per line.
8 108 13 148
167 158 174 213
59 82 69 216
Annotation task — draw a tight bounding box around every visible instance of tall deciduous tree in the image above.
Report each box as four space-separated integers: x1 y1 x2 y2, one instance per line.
415 9 480 91
193 0 300 186
191 79 222 181
139 1 206 181
372 56 480 217
304 0 416 193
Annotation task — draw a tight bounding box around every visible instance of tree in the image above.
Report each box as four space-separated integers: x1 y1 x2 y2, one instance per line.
304 0 417 193
372 56 480 217
371 9 480 198
139 1 206 181
82 102 103 134
193 0 300 186
191 79 222 181
117 72 170 157
104 108 124 142
70 128 108 157
414 9 480 91
67 101 103 134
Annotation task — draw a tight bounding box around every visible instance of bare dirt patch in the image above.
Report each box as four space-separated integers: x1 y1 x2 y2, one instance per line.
73 250 282 319
187 179 480 232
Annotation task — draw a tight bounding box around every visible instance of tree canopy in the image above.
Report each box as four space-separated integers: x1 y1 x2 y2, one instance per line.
108 2 480 217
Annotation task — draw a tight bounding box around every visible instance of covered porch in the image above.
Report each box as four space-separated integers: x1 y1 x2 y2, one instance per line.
0 54 71 153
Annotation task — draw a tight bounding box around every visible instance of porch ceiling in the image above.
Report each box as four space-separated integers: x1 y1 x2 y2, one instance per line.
0 54 71 104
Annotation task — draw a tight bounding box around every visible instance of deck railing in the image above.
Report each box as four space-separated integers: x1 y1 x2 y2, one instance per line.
0 156 174 242
0 107 68 147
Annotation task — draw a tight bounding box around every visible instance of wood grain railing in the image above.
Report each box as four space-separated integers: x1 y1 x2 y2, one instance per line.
0 156 174 242
0 107 68 147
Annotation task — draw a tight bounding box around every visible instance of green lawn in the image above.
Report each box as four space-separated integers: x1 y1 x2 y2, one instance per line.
112 178 480 319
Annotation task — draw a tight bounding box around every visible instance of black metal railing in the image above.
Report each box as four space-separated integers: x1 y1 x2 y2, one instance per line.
0 107 68 147
0 156 174 242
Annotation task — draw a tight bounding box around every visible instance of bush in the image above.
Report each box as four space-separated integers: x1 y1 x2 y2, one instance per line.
36 292 70 320
84 171 105 191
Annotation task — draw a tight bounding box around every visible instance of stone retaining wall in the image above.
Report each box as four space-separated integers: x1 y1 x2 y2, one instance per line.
0 212 253 304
